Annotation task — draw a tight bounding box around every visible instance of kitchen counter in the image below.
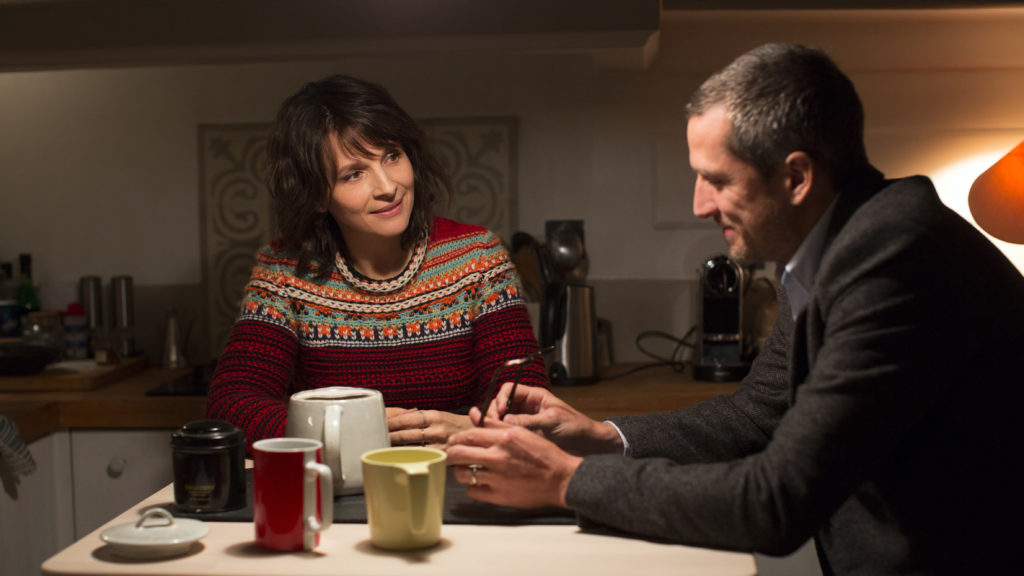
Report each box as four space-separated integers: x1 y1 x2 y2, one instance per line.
12 362 745 576
41 478 756 576
556 363 739 420
1 362 739 444
0 362 205 444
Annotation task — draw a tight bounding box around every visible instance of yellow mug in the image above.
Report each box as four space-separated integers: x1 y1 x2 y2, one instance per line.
360 447 446 549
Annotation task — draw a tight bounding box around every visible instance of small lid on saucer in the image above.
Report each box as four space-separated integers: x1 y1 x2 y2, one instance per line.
101 507 209 559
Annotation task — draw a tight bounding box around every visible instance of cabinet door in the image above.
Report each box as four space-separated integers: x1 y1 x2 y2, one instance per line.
0 431 74 576
69 429 174 539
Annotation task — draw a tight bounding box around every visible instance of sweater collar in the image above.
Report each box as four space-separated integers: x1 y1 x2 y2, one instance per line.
334 236 428 294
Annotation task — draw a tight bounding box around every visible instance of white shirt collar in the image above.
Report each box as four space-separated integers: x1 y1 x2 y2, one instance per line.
779 199 838 320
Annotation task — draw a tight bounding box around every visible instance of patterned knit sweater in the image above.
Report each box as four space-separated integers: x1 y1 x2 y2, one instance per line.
207 217 547 447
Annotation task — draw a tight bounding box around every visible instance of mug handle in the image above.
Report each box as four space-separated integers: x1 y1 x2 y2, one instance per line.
324 404 344 485
303 460 334 549
404 464 431 535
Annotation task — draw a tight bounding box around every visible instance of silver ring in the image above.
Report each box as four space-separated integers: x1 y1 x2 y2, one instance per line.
420 428 426 446
468 464 482 487
419 410 427 429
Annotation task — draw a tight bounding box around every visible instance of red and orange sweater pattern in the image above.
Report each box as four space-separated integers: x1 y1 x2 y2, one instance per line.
207 218 546 446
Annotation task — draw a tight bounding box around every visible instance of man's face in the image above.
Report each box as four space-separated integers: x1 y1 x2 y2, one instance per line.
688 105 797 264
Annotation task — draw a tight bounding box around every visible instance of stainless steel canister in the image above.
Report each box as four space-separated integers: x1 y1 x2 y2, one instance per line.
78 276 103 357
111 275 134 329
78 276 103 330
110 275 136 357
163 309 186 369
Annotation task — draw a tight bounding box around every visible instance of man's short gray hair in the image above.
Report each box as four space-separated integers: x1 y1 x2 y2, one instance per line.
687 43 872 184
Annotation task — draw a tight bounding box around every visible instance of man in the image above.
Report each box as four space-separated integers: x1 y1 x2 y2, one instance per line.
446 43 1024 575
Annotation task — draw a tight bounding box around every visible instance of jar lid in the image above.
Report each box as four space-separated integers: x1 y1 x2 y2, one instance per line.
171 419 244 449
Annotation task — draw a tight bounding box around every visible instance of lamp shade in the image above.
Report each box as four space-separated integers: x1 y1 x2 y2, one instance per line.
968 140 1024 244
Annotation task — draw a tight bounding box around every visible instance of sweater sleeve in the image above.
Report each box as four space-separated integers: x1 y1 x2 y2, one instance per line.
206 249 299 451
469 232 548 406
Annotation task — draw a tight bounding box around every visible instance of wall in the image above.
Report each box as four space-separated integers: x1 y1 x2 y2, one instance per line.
1 8 1022 363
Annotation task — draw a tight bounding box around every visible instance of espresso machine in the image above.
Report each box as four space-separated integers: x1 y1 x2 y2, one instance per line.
693 255 751 382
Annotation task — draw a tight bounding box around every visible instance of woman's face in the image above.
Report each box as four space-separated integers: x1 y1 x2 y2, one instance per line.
325 137 415 250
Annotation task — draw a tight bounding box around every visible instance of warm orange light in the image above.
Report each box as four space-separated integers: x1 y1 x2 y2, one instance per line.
968 141 1024 244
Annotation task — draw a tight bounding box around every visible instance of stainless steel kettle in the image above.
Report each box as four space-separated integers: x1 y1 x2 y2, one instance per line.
541 282 598 386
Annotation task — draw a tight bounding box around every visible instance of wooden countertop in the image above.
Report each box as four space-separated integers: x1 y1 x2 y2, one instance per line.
1 362 738 445
556 364 739 421
0 363 206 444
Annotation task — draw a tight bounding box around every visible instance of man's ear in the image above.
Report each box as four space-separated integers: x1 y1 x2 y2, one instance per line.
784 151 814 206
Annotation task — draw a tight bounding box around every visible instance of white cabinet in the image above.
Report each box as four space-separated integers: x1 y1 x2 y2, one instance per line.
0 431 74 576
0 429 174 576
69 429 175 539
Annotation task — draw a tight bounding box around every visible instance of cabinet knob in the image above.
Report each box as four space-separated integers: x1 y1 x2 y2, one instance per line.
107 456 127 478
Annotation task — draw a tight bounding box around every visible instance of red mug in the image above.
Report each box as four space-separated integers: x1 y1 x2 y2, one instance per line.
253 438 334 551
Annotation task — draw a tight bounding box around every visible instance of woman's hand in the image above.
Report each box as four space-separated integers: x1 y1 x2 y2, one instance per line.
387 407 472 450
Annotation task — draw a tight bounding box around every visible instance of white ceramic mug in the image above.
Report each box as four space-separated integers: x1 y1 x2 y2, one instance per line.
286 387 390 496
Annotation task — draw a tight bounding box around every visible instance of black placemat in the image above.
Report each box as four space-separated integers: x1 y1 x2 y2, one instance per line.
170 467 575 525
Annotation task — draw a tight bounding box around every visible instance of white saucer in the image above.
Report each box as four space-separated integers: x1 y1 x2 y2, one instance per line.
100 507 210 559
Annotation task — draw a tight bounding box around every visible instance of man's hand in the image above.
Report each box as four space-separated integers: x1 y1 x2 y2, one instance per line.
488 382 623 456
446 418 582 509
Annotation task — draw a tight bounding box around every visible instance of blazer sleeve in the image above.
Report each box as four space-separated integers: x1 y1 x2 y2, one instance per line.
610 280 793 463
562 281 815 553
565 180 992 555
563 283 798 552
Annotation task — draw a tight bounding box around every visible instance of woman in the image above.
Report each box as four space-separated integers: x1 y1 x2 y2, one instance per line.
207 74 547 450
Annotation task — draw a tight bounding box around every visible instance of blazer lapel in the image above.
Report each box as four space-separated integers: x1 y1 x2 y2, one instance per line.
788 308 809 405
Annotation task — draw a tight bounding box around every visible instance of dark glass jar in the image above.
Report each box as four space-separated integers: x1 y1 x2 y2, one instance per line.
171 419 246 513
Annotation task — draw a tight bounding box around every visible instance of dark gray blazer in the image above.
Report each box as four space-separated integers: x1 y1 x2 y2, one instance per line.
566 176 1024 575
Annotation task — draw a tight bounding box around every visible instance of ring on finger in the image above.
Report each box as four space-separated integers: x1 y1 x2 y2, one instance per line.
420 428 426 446
468 464 483 487
419 409 427 429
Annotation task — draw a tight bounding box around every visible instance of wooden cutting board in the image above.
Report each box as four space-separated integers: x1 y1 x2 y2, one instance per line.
0 355 148 392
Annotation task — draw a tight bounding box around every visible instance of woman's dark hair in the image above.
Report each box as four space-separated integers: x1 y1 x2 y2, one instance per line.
266 74 451 280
